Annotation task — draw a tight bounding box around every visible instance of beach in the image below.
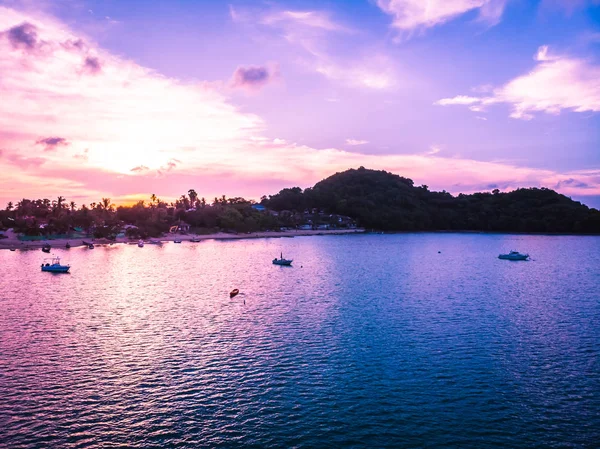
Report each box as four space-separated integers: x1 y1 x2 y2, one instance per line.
0 228 364 250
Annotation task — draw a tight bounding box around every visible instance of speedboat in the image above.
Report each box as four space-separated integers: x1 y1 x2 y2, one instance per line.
273 253 293 266
41 256 70 273
41 244 51 253
498 250 529 261
138 240 144 247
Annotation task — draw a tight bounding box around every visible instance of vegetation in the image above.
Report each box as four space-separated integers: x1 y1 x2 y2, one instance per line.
1 167 599 236
263 167 600 233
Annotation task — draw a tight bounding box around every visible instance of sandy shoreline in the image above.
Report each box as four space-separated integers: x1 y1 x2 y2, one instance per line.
0 228 365 250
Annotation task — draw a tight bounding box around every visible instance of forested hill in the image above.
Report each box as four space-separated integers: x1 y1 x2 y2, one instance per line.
263 167 600 233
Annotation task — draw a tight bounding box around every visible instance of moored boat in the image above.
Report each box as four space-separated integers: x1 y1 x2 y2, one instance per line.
41 256 70 273
174 239 182 244
65 242 71 249
230 288 239 298
41 244 51 253
273 253 293 266
138 240 144 247
498 250 529 261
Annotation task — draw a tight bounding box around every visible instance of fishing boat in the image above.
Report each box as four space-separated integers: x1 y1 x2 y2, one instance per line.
174 239 182 244
41 244 51 253
230 289 239 298
498 250 529 261
272 253 293 266
41 256 70 273
138 240 144 247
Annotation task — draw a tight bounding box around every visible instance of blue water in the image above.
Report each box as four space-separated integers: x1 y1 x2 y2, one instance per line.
1 233 599 448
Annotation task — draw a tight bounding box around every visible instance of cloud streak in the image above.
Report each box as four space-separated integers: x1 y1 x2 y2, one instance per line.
377 0 507 32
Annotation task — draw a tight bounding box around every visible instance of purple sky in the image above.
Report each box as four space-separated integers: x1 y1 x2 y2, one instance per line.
0 0 599 207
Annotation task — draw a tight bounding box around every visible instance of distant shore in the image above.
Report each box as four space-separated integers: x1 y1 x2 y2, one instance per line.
0 228 365 250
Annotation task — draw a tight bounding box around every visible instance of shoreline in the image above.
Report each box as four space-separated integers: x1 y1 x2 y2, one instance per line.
0 228 365 250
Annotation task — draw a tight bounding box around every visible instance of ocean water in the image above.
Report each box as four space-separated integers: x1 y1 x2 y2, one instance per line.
1 233 599 448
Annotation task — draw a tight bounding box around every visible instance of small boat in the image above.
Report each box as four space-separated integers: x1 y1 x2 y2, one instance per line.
498 250 529 261
148 240 162 245
65 242 71 249
273 253 293 266
174 239 182 244
10 248 16 251
230 289 239 298
41 256 70 273
190 237 201 243
41 244 51 253
138 240 144 247
82 240 92 245
88 243 94 249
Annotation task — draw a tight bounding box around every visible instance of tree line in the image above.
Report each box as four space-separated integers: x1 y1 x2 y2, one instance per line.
2 167 599 236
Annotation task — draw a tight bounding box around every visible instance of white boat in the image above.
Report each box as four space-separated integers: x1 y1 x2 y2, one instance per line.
498 250 529 261
273 253 293 266
41 256 70 273
138 240 144 247
174 239 182 244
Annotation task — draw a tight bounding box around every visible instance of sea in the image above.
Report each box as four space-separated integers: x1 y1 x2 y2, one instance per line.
1 233 599 448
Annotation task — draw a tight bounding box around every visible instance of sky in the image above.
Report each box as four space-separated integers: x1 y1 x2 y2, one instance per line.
0 0 599 208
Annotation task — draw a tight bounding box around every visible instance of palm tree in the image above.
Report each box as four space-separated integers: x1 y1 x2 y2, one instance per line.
188 189 198 208
101 198 111 211
70 201 76 211
6 201 13 211
150 193 157 204
57 196 64 210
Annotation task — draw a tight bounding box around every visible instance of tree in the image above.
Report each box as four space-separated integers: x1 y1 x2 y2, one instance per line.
70 201 76 211
6 202 13 211
188 189 198 208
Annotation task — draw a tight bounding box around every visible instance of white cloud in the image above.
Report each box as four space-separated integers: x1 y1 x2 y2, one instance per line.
346 139 369 146
476 116 488 120
435 95 482 105
427 145 442 155
376 0 507 31
436 46 600 119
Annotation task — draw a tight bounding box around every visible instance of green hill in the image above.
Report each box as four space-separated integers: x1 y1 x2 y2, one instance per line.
264 167 600 233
